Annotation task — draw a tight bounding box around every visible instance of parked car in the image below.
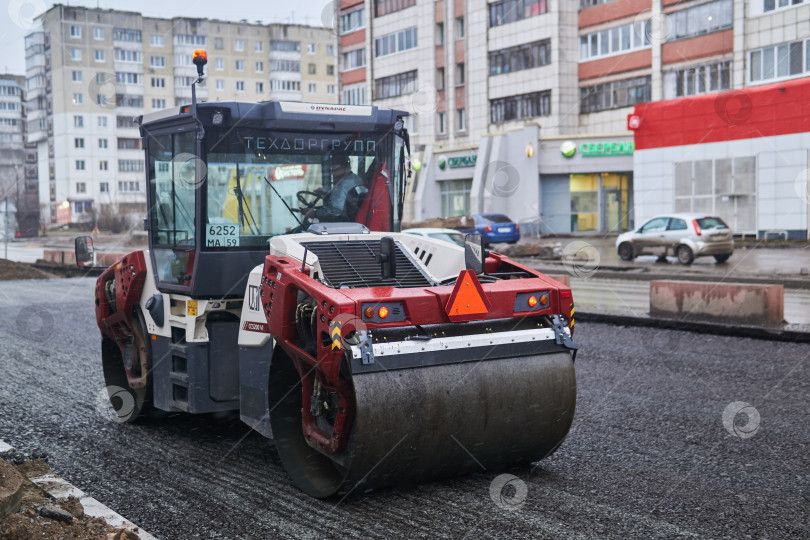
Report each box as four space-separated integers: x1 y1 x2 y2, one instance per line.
460 214 521 245
402 227 467 247
615 213 734 265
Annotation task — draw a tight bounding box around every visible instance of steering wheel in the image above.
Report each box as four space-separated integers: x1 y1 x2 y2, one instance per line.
295 190 325 214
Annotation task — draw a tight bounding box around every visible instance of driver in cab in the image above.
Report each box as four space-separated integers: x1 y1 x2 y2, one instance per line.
307 150 364 222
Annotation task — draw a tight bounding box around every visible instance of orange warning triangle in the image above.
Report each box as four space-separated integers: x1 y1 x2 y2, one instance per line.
445 270 492 321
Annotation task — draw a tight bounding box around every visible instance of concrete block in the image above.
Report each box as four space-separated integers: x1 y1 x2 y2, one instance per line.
650 280 784 326
0 459 23 519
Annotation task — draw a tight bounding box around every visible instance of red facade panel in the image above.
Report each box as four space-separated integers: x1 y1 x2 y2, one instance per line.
435 45 445 68
662 0 689 6
435 0 444 22
579 0 651 29
437 90 446 113
454 0 465 18
454 39 465 61
632 77 810 150
455 87 466 109
340 0 364 9
661 30 733 65
341 68 366 86
341 30 366 48
578 49 651 80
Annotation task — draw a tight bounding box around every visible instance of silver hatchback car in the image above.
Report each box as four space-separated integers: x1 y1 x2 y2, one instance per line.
616 213 734 265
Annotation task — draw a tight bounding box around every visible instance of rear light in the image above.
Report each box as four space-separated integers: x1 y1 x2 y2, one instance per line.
361 302 405 322
485 225 492 232
364 306 376 319
515 224 520 231
528 296 538 307
378 306 389 318
539 294 548 305
514 291 550 312
692 219 702 236
560 289 572 300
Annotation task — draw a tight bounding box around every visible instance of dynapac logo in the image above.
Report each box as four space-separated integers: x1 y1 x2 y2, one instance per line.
311 105 347 112
248 285 260 311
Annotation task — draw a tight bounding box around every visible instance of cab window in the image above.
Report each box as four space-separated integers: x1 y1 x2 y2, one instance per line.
668 218 687 230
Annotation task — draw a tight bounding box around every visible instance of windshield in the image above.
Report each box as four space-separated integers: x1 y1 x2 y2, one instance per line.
203 128 400 249
428 232 466 246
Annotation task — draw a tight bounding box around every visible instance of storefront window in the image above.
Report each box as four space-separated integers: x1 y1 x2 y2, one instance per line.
570 175 598 231
440 179 472 217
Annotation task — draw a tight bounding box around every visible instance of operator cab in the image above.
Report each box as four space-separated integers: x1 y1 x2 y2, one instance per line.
139 100 409 298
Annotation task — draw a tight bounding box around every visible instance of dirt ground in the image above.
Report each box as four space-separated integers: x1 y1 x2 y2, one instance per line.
0 259 55 281
0 456 137 540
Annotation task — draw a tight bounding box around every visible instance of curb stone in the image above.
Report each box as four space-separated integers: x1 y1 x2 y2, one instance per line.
0 440 156 540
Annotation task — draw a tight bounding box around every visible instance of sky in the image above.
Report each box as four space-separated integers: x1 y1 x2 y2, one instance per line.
1 0 331 74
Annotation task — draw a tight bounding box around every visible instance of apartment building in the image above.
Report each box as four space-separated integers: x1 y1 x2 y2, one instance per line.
339 0 810 236
0 74 39 237
25 4 338 224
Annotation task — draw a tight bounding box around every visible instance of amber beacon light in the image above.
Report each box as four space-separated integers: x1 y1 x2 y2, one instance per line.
193 49 208 77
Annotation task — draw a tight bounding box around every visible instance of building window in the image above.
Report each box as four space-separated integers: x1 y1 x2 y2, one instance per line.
118 138 142 150
763 0 805 12
214 37 224 50
117 116 137 128
456 16 465 39
151 77 165 88
74 115 84 128
308 63 317 74
271 59 301 72
490 90 552 123
236 81 245 92
99 138 108 148
256 61 264 73
76 160 86 170
374 27 417 58
98 117 107 127
437 68 445 90
340 8 365 33
150 56 165 68
114 49 142 62
327 45 334 56
118 160 144 172
216 79 224 90
374 70 417 99
70 48 82 61
152 99 166 109
666 60 731 98
327 84 335 95
215 58 224 71
99 161 108 171
667 0 733 42
73 93 83 105
308 43 316 54
256 82 264 93
235 60 244 71
489 39 551 75
489 0 548 27
70 25 81 38
456 63 465 85
93 27 104 40
342 84 366 105
113 28 142 42
97 94 107 107
72 70 82 82
375 0 416 17
118 181 141 192
75 138 84 148
436 22 445 46
438 112 446 134
750 38 810 83
255 41 264 52
76 182 86 193
270 80 301 92
150 34 164 47
457 108 466 131
100 182 109 192
327 64 335 75
115 72 142 84
308 83 317 93
94 49 105 62
341 49 366 71
234 39 244 51
271 40 300 52
580 76 651 113
580 21 649 61
440 179 472 217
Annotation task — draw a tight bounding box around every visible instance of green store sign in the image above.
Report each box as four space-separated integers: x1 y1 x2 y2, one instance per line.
580 141 634 157
439 155 477 170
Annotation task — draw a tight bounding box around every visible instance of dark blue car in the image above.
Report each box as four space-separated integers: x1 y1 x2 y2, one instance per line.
461 213 521 245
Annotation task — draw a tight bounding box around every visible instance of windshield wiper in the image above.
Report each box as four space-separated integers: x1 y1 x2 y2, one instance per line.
232 165 260 235
264 175 302 227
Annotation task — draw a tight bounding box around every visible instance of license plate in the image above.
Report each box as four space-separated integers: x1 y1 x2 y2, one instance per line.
498 227 511 233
